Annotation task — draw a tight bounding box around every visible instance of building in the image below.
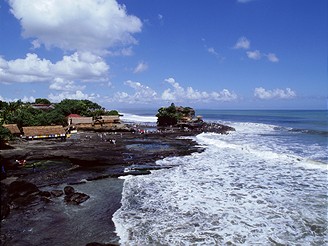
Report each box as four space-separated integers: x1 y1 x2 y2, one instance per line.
67 114 123 130
22 125 66 140
93 115 121 125
31 104 55 111
2 124 21 136
67 114 93 126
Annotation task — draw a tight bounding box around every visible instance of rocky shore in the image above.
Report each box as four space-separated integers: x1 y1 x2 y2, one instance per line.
0 123 234 246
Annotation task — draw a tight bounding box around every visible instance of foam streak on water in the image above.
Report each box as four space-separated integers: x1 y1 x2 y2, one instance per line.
121 113 157 123
113 122 327 245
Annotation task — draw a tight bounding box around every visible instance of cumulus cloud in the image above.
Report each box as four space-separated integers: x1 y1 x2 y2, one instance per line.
0 52 109 83
162 78 237 102
49 78 86 91
133 62 148 73
246 50 262 60
8 0 142 53
0 95 35 103
109 78 237 104
48 90 99 103
112 80 157 104
234 37 250 50
254 87 296 99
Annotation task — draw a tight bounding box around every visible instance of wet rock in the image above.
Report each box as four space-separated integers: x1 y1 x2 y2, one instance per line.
64 185 75 196
51 189 64 197
8 180 39 199
64 192 90 205
1 203 10 220
11 193 39 207
86 243 119 246
39 190 51 197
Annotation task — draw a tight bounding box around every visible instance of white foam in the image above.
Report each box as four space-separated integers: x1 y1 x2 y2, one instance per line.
113 122 328 245
120 113 157 123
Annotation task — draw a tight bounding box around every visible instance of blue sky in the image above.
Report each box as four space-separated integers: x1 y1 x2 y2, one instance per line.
0 0 327 110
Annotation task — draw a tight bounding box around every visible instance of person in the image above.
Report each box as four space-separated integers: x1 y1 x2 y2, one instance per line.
15 159 26 168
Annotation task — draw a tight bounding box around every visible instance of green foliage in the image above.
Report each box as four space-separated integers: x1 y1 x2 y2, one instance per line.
156 103 179 126
106 110 119 116
0 126 12 142
35 98 51 104
156 103 197 126
55 99 105 117
1 99 117 127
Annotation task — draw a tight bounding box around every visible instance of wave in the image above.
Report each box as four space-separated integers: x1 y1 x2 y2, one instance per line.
120 113 157 123
113 132 328 245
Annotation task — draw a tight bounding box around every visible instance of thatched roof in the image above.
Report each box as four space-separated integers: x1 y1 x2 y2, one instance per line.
3 124 21 135
22 125 66 138
67 114 82 118
69 117 93 125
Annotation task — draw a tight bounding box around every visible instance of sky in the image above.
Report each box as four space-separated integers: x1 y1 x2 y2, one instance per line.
0 0 327 110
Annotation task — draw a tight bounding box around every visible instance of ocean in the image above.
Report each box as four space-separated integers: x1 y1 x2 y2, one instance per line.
113 110 327 245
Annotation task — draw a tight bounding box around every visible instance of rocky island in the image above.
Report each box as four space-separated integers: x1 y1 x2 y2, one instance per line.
0 101 234 246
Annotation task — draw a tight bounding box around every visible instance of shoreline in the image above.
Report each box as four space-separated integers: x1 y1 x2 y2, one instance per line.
0 123 233 245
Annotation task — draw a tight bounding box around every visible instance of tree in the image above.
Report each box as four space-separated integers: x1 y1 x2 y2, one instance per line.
35 98 51 104
156 103 197 127
0 126 13 143
156 103 179 126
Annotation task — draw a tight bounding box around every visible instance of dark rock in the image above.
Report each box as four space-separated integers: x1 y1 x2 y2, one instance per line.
64 192 90 205
51 189 64 197
1 203 10 220
64 185 75 196
86 243 119 246
8 180 39 198
39 191 51 197
11 193 39 207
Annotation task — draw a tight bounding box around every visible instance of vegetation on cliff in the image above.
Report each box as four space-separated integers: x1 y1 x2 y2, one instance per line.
156 103 198 127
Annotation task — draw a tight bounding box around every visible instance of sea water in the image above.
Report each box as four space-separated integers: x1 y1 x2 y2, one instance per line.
113 110 327 245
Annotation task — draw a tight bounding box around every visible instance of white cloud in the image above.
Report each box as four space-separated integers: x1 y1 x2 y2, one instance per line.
246 50 262 60
109 78 237 104
48 90 99 102
208 47 219 56
0 52 109 83
22 96 36 103
254 87 296 99
0 95 35 103
8 0 142 53
234 37 250 50
233 37 279 63
133 62 148 73
266 53 279 63
49 78 86 91
162 78 237 102
112 80 157 103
